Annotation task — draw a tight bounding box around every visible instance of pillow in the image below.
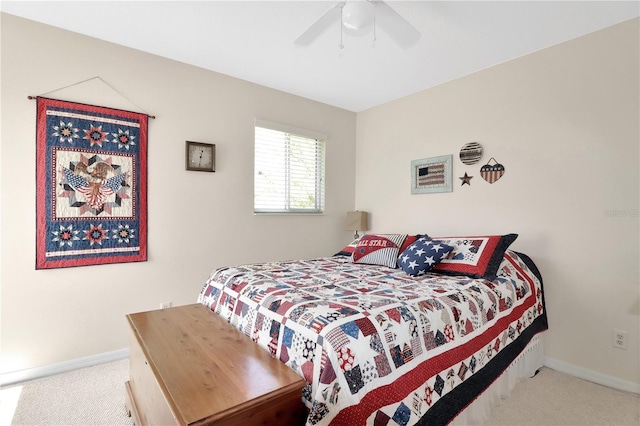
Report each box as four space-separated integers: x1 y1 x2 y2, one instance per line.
397 237 454 276
336 235 415 258
334 237 361 256
351 234 407 268
399 235 418 255
431 234 518 281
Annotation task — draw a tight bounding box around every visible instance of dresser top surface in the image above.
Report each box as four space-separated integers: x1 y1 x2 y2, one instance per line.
127 303 306 424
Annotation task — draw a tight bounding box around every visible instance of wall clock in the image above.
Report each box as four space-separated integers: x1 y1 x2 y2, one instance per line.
185 141 215 172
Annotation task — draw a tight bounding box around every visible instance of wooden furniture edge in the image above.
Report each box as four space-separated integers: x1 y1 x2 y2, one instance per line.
126 314 184 423
197 379 306 425
125 379 142 425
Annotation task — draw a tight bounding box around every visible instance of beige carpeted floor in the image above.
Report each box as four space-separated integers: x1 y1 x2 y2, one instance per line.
1 360 638 426
484 368 639 426
1 360 133 426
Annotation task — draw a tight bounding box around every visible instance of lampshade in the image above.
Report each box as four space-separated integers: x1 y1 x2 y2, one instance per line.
346 211 368 238
342 1 375 31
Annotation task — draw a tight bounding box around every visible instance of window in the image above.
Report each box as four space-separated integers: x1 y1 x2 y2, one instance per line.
254 120 325 213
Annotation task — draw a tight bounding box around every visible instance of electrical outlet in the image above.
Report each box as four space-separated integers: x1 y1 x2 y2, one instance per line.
160 301 172 309
613 329 628 350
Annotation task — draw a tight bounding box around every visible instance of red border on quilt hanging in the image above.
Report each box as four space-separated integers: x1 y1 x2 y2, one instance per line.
35 97 148 269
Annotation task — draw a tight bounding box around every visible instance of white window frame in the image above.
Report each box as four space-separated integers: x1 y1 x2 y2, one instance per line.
254 119 326 214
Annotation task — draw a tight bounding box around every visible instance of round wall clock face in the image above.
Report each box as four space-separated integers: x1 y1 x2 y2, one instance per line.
186 141 215 172
459 142 483 165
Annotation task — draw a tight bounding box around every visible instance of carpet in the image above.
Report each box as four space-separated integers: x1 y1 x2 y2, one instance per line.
1 361 638 426
2 360 133 426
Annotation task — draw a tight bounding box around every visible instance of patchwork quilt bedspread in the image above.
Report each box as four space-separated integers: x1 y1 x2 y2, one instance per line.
198 250 548 426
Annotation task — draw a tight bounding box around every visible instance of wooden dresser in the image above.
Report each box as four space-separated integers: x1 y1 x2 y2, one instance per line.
125 303 307 425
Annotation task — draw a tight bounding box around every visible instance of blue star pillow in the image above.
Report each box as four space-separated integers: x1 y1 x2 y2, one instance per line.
397 237 454 276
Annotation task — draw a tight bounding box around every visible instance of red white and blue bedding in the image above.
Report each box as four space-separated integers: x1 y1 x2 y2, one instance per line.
198 250 547 425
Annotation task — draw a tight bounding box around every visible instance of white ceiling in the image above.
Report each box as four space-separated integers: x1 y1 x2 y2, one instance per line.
2 1 639 112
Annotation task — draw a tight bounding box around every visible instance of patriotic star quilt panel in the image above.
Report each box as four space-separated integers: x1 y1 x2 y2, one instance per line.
198 250 547 426
36 97 148 269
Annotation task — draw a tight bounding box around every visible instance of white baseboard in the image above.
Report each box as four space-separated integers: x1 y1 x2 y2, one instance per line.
544 356 639 394
0 348 129 387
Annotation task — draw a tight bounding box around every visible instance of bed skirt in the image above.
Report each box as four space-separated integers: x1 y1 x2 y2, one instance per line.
450 333 545 425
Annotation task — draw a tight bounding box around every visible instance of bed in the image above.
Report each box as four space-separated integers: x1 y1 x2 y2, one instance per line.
197 233 548 425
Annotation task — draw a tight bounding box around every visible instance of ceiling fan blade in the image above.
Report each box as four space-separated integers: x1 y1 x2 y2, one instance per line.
294 3 343 46
374 1 421 47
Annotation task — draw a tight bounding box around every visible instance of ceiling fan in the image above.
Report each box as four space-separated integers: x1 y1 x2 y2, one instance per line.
294 0 421 48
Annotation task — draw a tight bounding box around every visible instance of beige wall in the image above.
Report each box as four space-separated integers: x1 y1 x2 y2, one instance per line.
355 19 639 388
0 14 356 374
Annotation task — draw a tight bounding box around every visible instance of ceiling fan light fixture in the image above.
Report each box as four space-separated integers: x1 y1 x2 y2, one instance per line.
342 0 375 31
294 0 419 48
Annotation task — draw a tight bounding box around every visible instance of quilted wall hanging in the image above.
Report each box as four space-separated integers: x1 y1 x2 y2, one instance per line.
36 97 148 269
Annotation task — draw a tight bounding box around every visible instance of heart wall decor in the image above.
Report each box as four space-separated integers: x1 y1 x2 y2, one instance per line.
480 157 505 183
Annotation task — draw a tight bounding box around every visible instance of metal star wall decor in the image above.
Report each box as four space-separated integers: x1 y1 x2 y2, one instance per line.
459 172 473 186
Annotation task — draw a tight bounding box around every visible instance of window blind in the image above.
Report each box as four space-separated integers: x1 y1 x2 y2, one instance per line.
254 122 325 214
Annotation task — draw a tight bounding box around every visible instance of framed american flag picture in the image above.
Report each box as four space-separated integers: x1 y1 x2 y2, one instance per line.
411 154 453 194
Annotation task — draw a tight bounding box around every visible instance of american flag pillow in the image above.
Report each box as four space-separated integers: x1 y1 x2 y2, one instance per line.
351 234 408 268
397 237 454 276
